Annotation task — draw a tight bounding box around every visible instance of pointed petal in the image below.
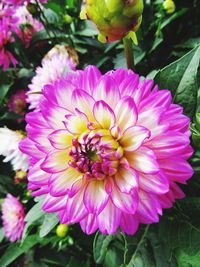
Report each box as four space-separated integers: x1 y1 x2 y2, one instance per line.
49 168 83 197
93 100 116 129
83 180 109 214
120 126 150 151
41 150 70 173
126 147 159 174
115 167 138 194
80 214 98 234
98 200 121 234
120 213 139 235
115 96 138 132
48 129 73 150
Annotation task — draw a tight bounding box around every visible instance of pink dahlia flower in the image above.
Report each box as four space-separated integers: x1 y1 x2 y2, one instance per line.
27 45 77 110
14 6 44 48
8 89 27 116
0 17 17 71
2 194 26 242
20 66 193 235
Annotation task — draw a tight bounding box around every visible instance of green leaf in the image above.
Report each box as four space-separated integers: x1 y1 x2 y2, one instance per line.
93 231 115 264
0 228 4 242
155 45 200 118
0 72 13 104
0 235 40 267
39 213 59 238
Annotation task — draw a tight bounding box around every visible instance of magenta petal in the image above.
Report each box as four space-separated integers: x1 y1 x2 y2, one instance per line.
43 194 68 212
120 213 139 235
80 214 98 234
126 147 160 174
115 96 138 132
28 159 49 185
115 167 138 194
111 185 138 214
48 129 73 150
41 150 69 173
93 75 120 109
83 180 109 214
59 188 88 224
93 100 116 129
98 200 121 234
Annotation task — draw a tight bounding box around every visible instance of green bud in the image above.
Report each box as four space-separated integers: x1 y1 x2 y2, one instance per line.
63 14 73 24
163 0 176 14
56 224 69 238
80 0 144 42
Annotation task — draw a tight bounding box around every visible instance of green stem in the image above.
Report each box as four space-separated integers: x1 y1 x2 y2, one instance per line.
123 37 134 71
127 225 150 267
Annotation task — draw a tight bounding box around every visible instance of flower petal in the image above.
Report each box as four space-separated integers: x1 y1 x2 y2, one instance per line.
64 114 88 134
115 167 138 194
120 126 150 151
93 100 116 129
83 180 109 214
120 213 139 235
72 89 95 121
111 184 138 214
80 214 98 234
48 129 73 150
98 199 121 234
43 194 68 212
115 96 138 132
93 75 120 109
28 159 49 185
49 168 83 197
41 150 70 173
126 147 159 174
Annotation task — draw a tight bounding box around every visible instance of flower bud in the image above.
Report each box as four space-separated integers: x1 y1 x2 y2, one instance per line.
56 224 69 238
63 14 73 24
163 0 176 14
80 0 144 42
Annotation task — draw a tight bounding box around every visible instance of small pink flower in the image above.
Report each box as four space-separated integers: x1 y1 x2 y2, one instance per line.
27 45 77 110
2 194 26 242
0 17 17 71
8 89 27 118
14 6 44 48
20 66 193 235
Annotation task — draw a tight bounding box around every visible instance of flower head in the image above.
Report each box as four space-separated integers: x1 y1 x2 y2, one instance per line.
2 194 26 242
14 6 44 48
8 89 27 117
27 45 78 110
0 17 18 70
0 128 29 171
80 0 144 42
20 66 193 235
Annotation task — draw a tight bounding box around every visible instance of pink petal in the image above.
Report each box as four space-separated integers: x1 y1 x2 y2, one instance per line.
111 184 138 214
115 96 138 132
120 213 139 235
93 100 116 129
93 75 120 109
40 98 68 129
64 113 88 134
139 172 169 194
83 180 109 214
76 65 101 95
120 126 150 151
115 167 138 194
43 194 68 212
126 147 160 174
80 214 98 234
48 129 73 150
49 168 83 197
28 159 49 185
41 150 70 173
59 188 88 223
98 199 121 234
72 89 95 121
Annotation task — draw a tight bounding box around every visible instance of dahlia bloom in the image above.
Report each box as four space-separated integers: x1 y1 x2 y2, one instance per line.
0 128 29 172
8 89 27 117
20 66 193 235
2 194 26 242
0 18 17 71
80 0 143 42
14 6 44 48
2 0 48 6
27 45 78 110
